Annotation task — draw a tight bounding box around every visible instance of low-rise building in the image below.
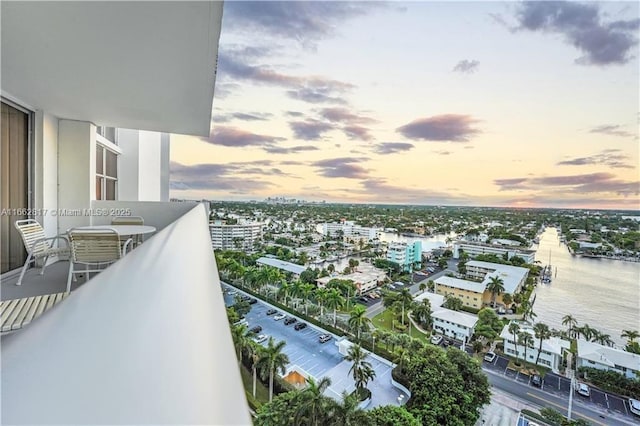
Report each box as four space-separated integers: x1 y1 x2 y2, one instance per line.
434 261 528 309
431 308 478 342
433 276 485 309
500 321 570 372
453 241 535 264
386 241 422 272
576 339 640 380
209 220 263 252
316 265 386 295
256 257 306 280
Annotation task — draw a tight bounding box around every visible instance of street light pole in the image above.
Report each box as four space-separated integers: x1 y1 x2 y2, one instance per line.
567 352 574 420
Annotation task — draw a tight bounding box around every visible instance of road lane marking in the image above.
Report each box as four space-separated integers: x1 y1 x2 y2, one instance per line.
526 392 607 426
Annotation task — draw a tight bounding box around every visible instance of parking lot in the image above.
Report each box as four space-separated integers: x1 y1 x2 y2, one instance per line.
223 284 409 408
483 353 637 420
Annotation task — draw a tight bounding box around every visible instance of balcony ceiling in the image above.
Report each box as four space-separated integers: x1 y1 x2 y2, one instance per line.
1 1 222 136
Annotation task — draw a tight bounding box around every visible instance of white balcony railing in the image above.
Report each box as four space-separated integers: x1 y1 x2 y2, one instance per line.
1 203 251 425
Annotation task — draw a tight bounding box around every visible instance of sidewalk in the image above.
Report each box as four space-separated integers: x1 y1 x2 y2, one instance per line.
475 387 540 426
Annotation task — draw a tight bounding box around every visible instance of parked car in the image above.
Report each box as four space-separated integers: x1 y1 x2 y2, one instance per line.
629 398 640 416
273 313 286 321
234 319 248 327
484 352 497 363
249 325 262 334
319 334 332 343
531 374 542 387
266 309 277 316
294 322 307 331
359 297 369 303
284 317 298 326
576 383 590 397
229 290 237 296
248 298 258 305
430 334 443 345
254 334 268 343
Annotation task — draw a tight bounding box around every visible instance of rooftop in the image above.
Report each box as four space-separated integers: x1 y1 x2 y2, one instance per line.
577 339 640 371
434 276 486 293
500 322 570 356
466 260 529 294
431 308 478 328
256 256 306 275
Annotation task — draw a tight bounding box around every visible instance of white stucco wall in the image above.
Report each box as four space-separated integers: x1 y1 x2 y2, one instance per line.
160 133 170 202
34 111 59 238
116 129 141 201
138 131 162 201
57 120 95 232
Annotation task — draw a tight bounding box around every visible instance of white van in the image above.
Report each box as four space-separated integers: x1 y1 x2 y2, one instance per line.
629 398 640 416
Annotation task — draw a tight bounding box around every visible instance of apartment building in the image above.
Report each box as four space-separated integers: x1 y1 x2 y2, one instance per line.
500 322 570 372
453 241 536 264
431 308 478 342
319 220 380 241
210 220 263 252
434 261 528 308
386 241 422 272
1 3 251 424
576 339 640 380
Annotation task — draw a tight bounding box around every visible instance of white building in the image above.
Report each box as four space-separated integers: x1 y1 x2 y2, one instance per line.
465 260 529 296
319 221 380 241
453 241 536 264
209 220 263 252
500 322 570 372
316 264 386 294
1 3 251 425
576 339 640 380
431 308 478 342
256 256 306 279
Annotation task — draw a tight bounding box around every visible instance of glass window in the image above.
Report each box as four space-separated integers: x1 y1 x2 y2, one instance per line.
95 143 118 200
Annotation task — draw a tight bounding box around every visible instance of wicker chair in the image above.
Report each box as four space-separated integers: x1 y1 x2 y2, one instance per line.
66 228 131 292
14 219 70 286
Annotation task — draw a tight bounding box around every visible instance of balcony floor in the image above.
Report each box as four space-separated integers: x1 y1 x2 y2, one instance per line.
1 261 89 301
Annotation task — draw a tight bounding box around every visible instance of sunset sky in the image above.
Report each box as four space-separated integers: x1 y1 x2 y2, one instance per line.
170 1 639 210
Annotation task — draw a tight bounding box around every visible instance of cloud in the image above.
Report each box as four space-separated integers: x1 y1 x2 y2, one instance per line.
263 145 320 154
589 124 636 138
397 114 481 142
494 172 639 196
223 2 379 49
289 119 335 140
557 149 634 169
202 126 285 147
513 2 640 65
217 51 354 105
355 178 466 204
170 161 281 193
372 142 415 154
213 111 273 123
343 125 373 141
434 150 452 156
312 157 369 179
452 59 480 73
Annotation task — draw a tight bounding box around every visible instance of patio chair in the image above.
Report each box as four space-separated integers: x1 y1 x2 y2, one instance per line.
111 216 145 247
66 228 132 292
1 292 69 334
14 219 70 286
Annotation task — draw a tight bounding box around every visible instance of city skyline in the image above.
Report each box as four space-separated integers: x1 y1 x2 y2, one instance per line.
170 1 639 210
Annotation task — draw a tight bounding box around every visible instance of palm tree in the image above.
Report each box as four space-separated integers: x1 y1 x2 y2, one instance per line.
397 288 413 326
325 288 345 326
419 281 427 294
412 298 432 328
518 331 534 366
395 347 411 374
230 323 249 366
502 293 513 308
581 324 596 341
247 341 261 398
348 305 371 341
300 282 315 315
509 322 520 359
593 330 614 347
294 376 333 426
562 314 578 338
621 329 639 344
327 263 335 274
486 276 505 307
277 281 291 306
345 344 376 395
472 340 484 355
256 337 290 402
315 287 329 317
533 322 551 366
333 391 365 426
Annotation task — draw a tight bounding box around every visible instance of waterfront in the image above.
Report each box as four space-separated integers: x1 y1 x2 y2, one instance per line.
533 228 640 347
